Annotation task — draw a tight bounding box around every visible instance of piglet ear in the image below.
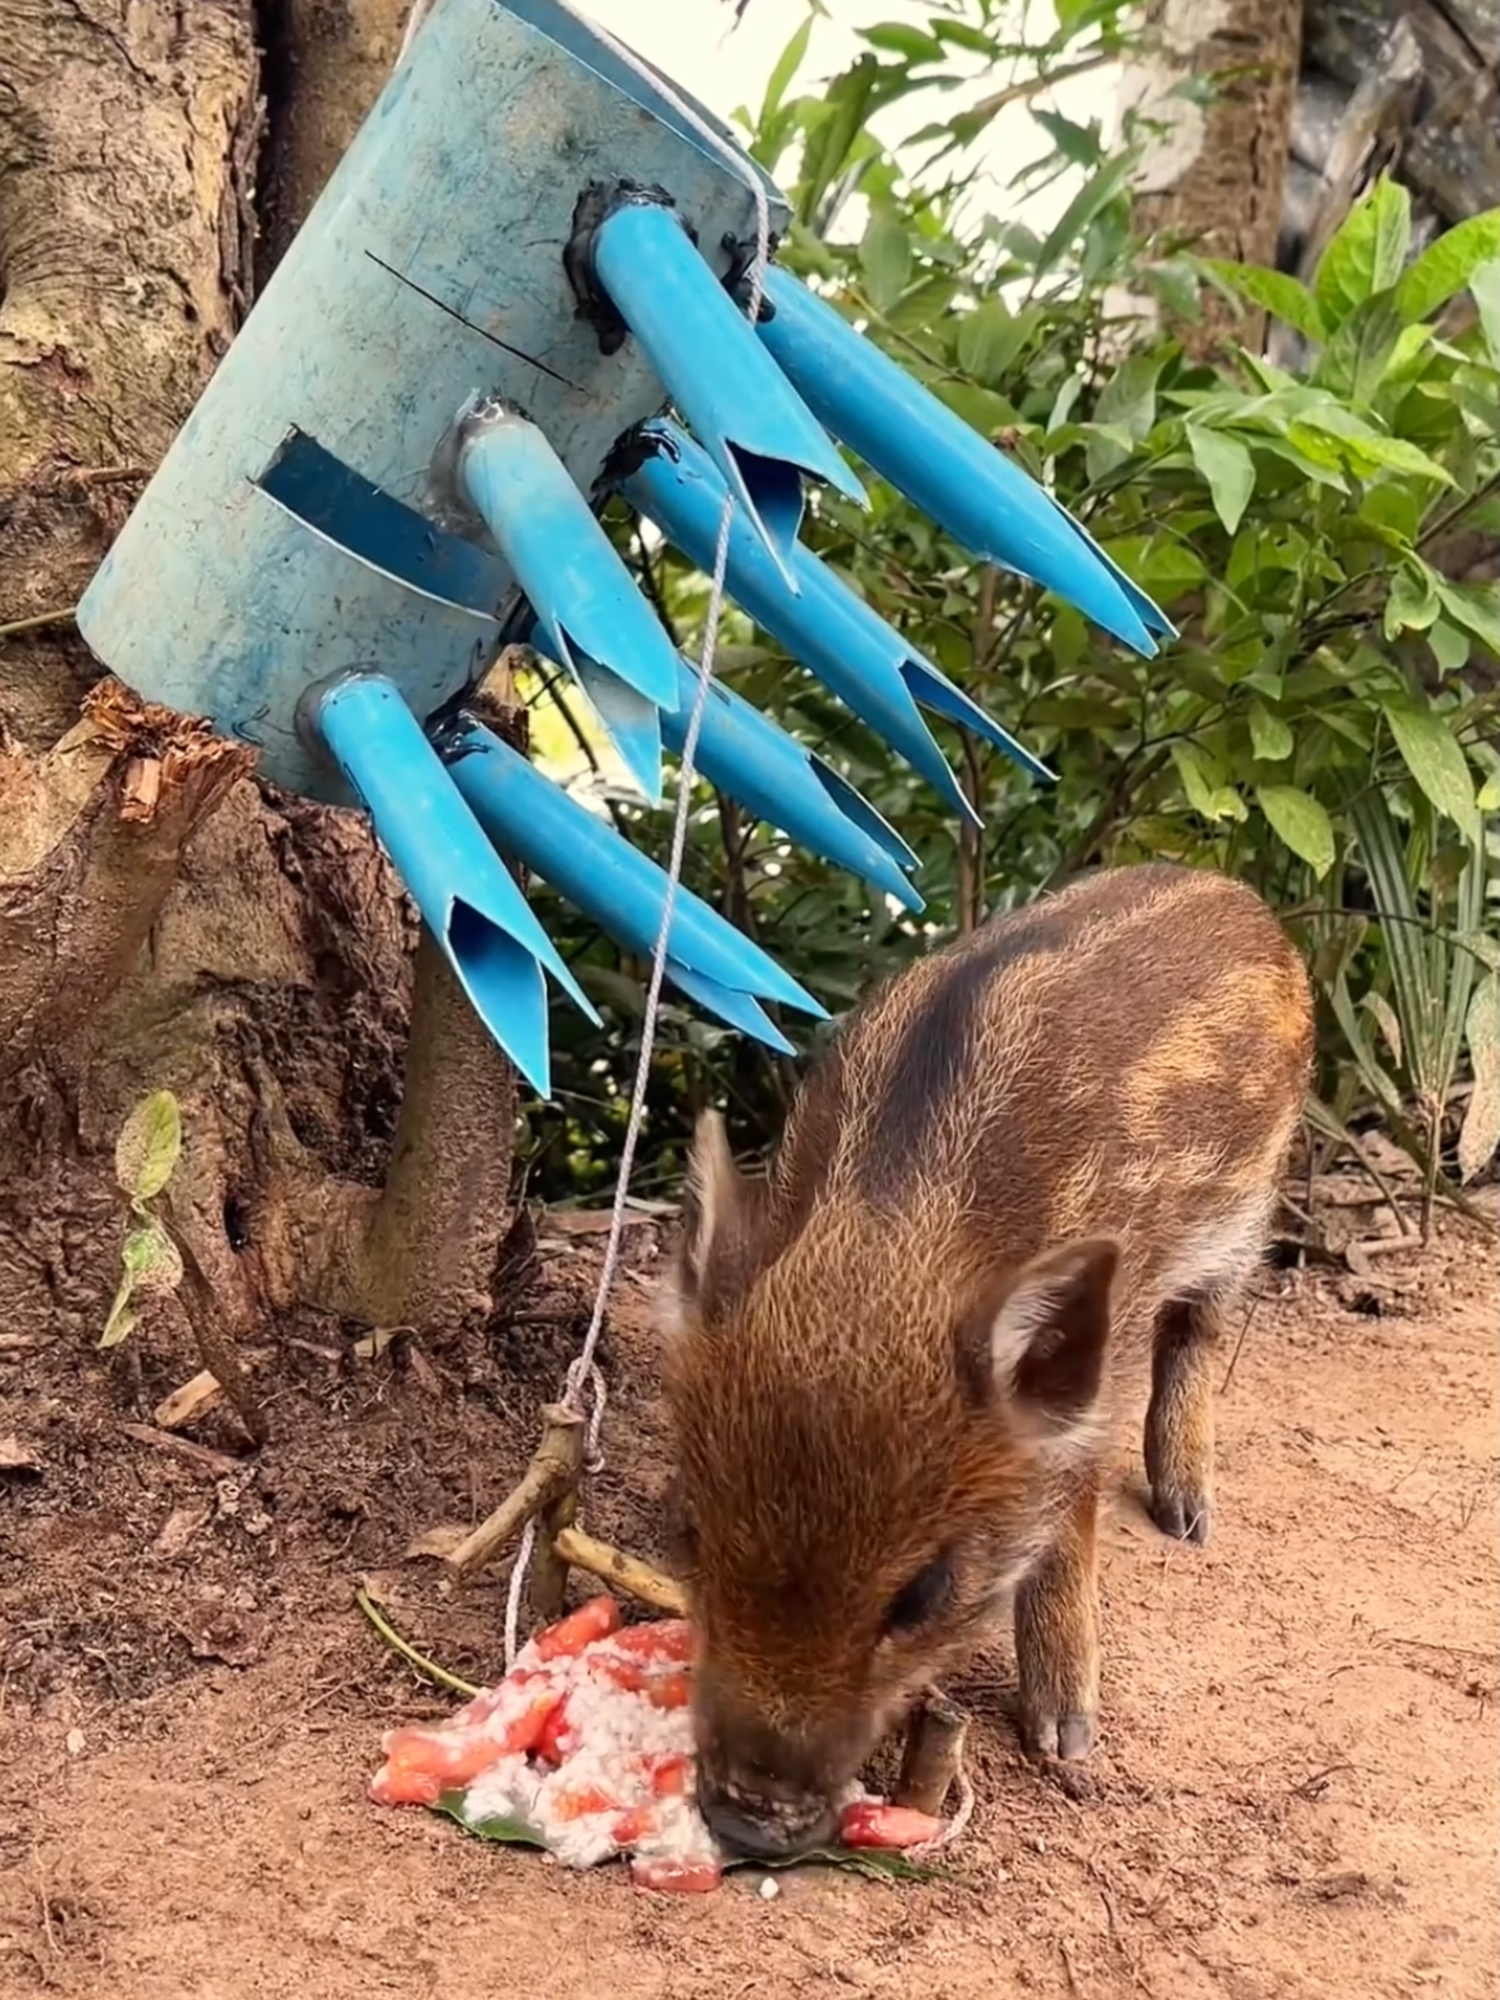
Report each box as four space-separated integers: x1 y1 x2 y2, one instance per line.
962 1237 1120 1454
679 1111 742 1292
663 1111 760 1338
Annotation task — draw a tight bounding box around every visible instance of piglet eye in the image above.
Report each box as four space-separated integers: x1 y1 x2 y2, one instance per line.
882 1556 953 1634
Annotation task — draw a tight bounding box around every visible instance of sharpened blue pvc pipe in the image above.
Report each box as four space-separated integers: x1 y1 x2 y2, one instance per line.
589 201 866 581
621 425 983 828
442 719 830 1049
311 673 599 1099
515 601 924 912
662 964 798 1057
456 404 680 801
663 657 926 914
755 268 1171 655
785 548 1054 787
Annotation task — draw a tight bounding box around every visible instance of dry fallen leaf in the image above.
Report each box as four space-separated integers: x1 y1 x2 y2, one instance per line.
402 1523 469 1563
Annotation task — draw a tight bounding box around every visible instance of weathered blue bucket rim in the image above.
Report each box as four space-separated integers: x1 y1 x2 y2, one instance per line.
494 0 786 223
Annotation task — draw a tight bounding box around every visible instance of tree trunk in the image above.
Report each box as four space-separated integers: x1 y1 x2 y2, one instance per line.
1119 0 1306 354
0 0 521 1440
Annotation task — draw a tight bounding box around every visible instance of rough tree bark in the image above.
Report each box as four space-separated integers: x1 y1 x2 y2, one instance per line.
1117 0 1306 354
0 0 523 1435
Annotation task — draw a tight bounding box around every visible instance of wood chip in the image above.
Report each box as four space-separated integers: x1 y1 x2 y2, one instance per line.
153 1369 223 1431
120 1423 244 1478
0 1434 42 1475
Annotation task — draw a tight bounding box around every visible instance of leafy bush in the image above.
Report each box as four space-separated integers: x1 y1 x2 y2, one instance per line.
521 3 1499 1206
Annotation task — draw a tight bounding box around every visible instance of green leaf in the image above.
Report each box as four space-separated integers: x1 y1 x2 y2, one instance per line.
1473 257 1500 360
932 380 1018 438
760 14 813 124
1361 990 1404 1068
955 300 1030 384
1248 703 1294 762
1186 425 1256 534
1358 482 1420 547
1458 973 1500 1183
114 1089 183 1200
1171 743 1247 823
1256 785 1336 877
1095 353 1164 441
1381 703 1477 830
860 211 911 313
1315 175 1411 330
861 23 944 60
796 58 879 227
1383 560 1442 638
1203 260 1327 342
434 1794 545 1848
99 1275 138 1351
1032 150 1136 278
1394 210 1500 325
1100 534 1207 597
1456 928 1500 973
1286 419 1453 487
127 1217 185 1298
1142 257 1201 322
1030 108 1105 169
1316 295 1405 408
429 1792 939 1882
931 18 1001 56
1428 619 1472 675
1348 789 1439 1097
1435 580 1500 658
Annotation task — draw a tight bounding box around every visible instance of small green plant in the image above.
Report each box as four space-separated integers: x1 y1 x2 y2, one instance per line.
101 1089 186 1348
1313 789 1499 1234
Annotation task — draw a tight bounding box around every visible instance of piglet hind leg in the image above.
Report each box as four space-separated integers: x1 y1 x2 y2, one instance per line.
1144 1290 1230 1546
1014 1479 1101 1762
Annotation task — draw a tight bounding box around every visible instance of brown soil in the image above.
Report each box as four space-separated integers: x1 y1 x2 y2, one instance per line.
1 1192 1496 2000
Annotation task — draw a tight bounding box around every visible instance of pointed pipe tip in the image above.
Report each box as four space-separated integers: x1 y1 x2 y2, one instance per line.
668 962 800 1055
780 534 1056 789
623 429 984 832
662 657 927 908
444 718 825 1026
896 660 1056 788
455 410 682 716
445 901 554 1098
755 268 1169 652
308 673 600 1072
565 648 665 805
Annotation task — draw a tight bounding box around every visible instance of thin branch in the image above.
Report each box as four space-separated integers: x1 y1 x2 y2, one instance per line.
355 1587 479 1697
0 606 78 639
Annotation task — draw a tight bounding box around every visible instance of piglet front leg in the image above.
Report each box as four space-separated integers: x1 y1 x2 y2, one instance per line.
1014 1479 1101 1763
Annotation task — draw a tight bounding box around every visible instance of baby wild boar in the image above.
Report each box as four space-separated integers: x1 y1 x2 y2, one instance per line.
661 863 1313 1859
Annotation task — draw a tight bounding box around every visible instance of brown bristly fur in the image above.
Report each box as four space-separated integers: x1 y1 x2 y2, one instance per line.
661 864 1314 1859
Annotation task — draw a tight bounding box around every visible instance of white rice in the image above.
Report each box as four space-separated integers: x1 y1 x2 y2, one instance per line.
455 1632 718 1872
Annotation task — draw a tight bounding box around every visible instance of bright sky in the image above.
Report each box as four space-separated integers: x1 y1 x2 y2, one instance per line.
570 0 1121 236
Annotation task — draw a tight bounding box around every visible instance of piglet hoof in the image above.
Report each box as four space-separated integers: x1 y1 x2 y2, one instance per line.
1021 1708 1096 1763
1150 1488 1212 1546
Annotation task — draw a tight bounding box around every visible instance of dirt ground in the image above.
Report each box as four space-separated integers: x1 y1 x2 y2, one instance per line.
1 1180 1496 2000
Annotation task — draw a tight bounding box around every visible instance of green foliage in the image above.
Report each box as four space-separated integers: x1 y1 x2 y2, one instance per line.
523 8 1499 1203
101 1090 185 1348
